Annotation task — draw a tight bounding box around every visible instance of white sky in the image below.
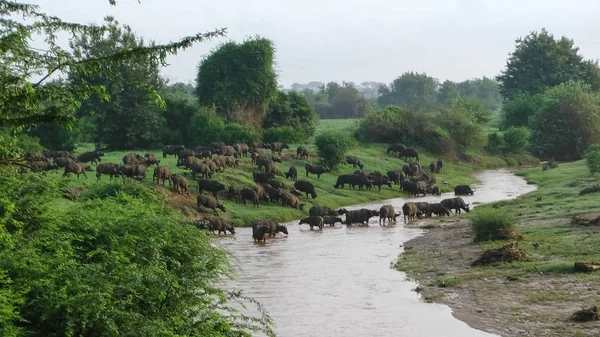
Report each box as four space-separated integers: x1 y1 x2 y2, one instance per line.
29 0 600 87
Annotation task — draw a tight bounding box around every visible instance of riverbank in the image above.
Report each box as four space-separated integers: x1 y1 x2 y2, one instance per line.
394 160 600 337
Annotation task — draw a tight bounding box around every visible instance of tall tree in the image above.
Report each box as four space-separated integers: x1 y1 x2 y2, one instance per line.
263 91 316 135
437 80 461 107
195 37 277 128
0 0 225 163
161 83 198 146
497 28 600 100
378 72 438 110
69 18 166 150
318 82 369 119
533 81 600 161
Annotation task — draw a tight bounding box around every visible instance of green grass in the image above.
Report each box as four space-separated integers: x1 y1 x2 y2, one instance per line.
60 119 540 226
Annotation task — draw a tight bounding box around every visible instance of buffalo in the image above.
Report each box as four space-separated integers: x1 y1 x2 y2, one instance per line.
297 146 310 159
285 166 298 180
63 162 89 178
400 180 419 196
153 166 172 186
429 162 438 174
309 205 343 217
227 185 241 202
233 143 249 157
299 216 324 230
369 174 392 191
219 145 236 157
123 153 143 165
379 204 396 225
76 150 104 165
96 163 119 181
426 203 450 217
266 178 287 190
441 197 470 214
210 142 226 151
188 162 212 179
280 191 304 210
387 143 406 155
402 202 417 223
322 216 343 227
415 202 430 218
204 217 235 235
163 145 185 158
240 188 260 207
266 162 280 176
436 158 444 173
53 157 73 168
198 179 226 198
344 209 379 225
294 180 317 199
305 163 330 178
454 185 474 195
346 155 364 169
253 171 274 184
259 183 283 204
177 149 195 164
270 142 289 156
399 147 419 162
170 174 189 195
252 222 269 243
386 170 405 185
197 194 226 215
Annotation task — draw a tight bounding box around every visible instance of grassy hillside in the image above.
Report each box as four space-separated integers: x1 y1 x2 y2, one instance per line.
62 119 538 227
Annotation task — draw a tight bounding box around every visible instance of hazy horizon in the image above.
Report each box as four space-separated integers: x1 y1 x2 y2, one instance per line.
30 0 600 87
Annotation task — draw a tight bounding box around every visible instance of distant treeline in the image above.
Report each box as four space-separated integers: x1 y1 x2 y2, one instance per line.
286 75 503 119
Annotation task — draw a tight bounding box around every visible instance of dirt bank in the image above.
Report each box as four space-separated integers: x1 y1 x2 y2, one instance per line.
396 218 600 337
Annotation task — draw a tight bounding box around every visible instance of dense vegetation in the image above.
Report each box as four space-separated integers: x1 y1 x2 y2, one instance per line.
2 0 600 334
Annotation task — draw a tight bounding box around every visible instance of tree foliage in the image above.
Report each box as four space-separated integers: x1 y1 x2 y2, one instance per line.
69 18 168 150
315 132 357 168
378 72 438 110
161 83 198 146
263 91 316 138
195 38 277 128
0 173 274 337
0 0 225 161
497 28 600 100
585 144 600 174
534 81 600 160
503 126 531 152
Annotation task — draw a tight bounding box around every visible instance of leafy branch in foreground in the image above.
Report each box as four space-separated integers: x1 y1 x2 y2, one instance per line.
0 0 226 134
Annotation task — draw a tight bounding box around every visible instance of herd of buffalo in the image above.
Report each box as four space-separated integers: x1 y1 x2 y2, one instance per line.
19 141 476 243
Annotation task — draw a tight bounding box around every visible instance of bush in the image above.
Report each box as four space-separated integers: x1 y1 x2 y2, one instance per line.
503 126 531 152
219 123 261 145
470 208 517 242
533 81 600 160
486 133 505 154
315 131 357 167
263 126 306 144
585 143 600 174
188 106 225 146
0 172 273 336
28 123 77 151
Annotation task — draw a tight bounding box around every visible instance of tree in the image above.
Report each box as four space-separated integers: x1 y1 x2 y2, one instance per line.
503 126 531 152
585 144 600 174
438 80 461 107
534 81 600 160
502 93 542 128
161 82 198 146
188 106 225 146
315 82 369 119
447 97 492 125
456 77 503 111
0 0 225 163
378 72 438 110
315 132 357 168
497 28 600 100
195 37 277 128
263 91 316 139
69 18 167 150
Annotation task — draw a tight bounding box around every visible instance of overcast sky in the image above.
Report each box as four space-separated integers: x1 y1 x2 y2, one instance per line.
30 0 600 87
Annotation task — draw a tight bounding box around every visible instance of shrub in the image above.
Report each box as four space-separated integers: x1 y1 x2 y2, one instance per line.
263 126 306 144
585 143 600 174
28 123 77 151
503 126 531 152
0 172 273 336
470 208 517 242
533 81 600 160
188 106 225 146
486 132 504 154
315 131 357 168
219 123 261 145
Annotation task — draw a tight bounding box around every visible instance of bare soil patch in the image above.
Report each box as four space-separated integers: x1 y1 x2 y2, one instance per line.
396 219 600 337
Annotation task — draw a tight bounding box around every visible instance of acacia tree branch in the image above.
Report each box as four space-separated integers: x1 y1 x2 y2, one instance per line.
32 28 227 87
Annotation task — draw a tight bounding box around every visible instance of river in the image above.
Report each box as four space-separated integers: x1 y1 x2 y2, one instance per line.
218 169 537 337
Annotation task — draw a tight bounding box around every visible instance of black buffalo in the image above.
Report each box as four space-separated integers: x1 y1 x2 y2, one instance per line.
344 209 379 225
305 163 331 178
285 166 298 181
454 185 474 195
441 197 470 214
294 180 317 199
346 155 364 169
198 179 226 198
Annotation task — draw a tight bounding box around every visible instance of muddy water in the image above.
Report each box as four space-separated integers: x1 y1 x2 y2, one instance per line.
219 169 536 337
